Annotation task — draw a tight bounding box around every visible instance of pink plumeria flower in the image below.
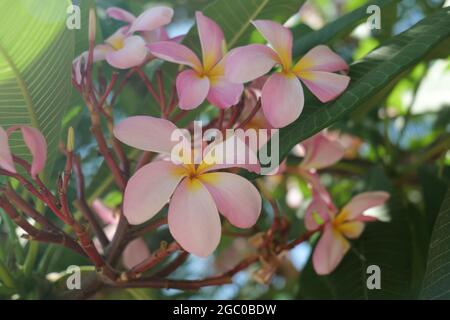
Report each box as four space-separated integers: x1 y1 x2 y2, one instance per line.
225 20 350 128
72 6 174 81
114 116 262 257
148 12 244 110
295 131 345 205
92 200 150 269
306 191 390 275
0 126 47 178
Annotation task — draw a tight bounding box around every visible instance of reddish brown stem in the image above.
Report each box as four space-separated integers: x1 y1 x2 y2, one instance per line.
237 99 261 129
0 196 85 257
73 155 109 248
125 241 181 279
134 68 161 107
156 70 167 117
153 251 189 278
3 187 60 233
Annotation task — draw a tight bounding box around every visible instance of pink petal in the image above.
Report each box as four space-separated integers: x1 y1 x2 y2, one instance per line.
128 6 174 34
93 44 114 62
207 76 243 109
199 134 260 174
300 170 338 213
122 238 151 270
342 191 390 221
92 199 117 225
21 126 47 178
196 11 224 71
147 41 203 72
304 189 334 230
0 127 15 173
114 116 179 154
261 73 304 128
176 70 210 110
293 45 349 73
225 44 278 83
141 27 169 44
106 36 147 69
106 7 136 23
301 133 345 170
312 223 350 275
199 172 261 228
123 161 186 225
252 20 292 69
338 221 365 239
168 178 221 257
297 71 350 103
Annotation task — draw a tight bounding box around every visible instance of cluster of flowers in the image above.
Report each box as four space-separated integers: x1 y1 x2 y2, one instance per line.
74 5 350 128
0 5 389 277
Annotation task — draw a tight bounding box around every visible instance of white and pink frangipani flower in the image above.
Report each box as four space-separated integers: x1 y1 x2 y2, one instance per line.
0 126 47 178
306 191 390 275
114 116 262 257
147 12 244 110
225 20 350 128
92 200 151 270
73 5 174 79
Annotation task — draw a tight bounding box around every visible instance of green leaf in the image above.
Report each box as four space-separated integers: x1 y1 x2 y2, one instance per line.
0 0 74 177
421 188 450 299
293 0 397 56
276 7 450 166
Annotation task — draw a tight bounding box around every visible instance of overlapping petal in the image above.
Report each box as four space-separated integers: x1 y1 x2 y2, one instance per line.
123 161 186 225
301 133 345 170
199 134 260 174
106 7 136 23
207 77 243 109
312 223 350 275
128 6 174 34
106 35 147 69
252 20 292 69
168 178 221 257
225 44 278 83
114 116 179 154
199 172 261 228
176 70 210 109
341 191 390 221
261 73 304 128
296 71 350 103
196 11 224 71
293 45 349 73
147 41 203 72
304 191 334 230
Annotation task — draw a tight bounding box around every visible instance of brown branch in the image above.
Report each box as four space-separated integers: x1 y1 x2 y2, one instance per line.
124 241 181 280
134 67 161 106
106 213 129 265
59 151 117 281
73 155 109 248
237 99 261 129
156 70 167 117
128 216 168 240
0 196 85 257
3 187 60 233
153 251 189 278
90 110 126 190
